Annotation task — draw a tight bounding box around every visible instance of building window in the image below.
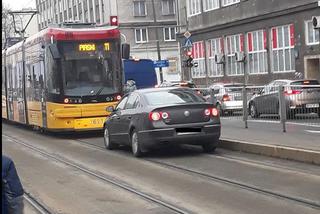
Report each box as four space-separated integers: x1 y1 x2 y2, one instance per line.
191 41 206 78
135 28 148 43
222 0 240 7
134 1 146 16
271 24 295 73
187 0 201 17
162 0 175 15
163 27 176 41
226 34 244 75
203 0 219 11
207 38 224 77
247 30 268 74
306 20 320 45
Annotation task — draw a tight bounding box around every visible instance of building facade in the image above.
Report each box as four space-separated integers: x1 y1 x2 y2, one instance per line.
177 0 320 86
36 0 181 83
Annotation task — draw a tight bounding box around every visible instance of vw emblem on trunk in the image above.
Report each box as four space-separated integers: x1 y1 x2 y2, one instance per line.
184 111 190 117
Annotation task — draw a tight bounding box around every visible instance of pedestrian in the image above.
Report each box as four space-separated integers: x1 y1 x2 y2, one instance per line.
2 155 24 214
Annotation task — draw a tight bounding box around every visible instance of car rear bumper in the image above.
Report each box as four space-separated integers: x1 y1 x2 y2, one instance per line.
221 101 243 111
138 124 221 149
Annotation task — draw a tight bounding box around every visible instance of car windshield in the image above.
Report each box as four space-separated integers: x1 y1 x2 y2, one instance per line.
144 89 205 105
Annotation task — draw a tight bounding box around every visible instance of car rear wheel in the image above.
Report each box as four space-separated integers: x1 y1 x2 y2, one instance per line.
131 130 143 157
202 142 217 153
104 127 117 150
250 103 259 118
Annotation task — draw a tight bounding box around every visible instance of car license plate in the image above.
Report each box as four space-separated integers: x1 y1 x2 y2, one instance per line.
306 103 319 108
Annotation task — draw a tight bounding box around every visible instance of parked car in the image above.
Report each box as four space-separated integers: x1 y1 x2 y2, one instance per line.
206 83 250 115
248 79 320 118
103 87 221 157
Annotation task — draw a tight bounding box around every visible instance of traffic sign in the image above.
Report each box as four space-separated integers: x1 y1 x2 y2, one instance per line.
184 31 191 38
184 38 193 47
154 60 169 68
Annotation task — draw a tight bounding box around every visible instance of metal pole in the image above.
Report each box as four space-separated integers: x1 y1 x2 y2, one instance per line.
242 86 248 129
151 0 163 83
278 85 286 132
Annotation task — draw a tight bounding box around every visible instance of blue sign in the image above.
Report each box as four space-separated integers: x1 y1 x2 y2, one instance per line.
184 38 193 47
154 60 169 68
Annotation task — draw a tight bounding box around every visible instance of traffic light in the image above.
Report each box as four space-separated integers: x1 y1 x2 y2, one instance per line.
186 56 194 67
312 16 320 29
110 16 118 26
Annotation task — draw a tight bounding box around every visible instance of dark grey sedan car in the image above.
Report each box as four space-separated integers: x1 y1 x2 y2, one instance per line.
249 79 320 118
103 87 221 157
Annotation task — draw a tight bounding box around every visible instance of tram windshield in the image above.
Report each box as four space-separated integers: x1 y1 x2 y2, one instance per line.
58 41 121 97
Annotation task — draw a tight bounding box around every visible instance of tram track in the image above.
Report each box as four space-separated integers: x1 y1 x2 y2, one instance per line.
24 191 53 214
73 138 320 210
3 134 191 214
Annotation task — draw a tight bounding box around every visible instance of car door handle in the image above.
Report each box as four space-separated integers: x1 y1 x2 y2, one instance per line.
127 116 132 120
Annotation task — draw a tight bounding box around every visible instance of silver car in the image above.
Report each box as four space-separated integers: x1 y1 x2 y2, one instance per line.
248 79 320 118
209 83 246 115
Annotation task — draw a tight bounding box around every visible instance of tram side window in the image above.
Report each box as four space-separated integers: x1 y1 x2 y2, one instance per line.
47 50 60 94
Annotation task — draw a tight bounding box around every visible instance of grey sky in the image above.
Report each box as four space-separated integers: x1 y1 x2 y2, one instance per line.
3 0 36 10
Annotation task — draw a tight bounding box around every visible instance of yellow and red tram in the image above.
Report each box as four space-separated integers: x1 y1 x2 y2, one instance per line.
2 25 129 131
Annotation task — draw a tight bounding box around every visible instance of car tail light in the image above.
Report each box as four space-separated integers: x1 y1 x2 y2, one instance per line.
222 94 230 101
149 111 169 121
116 95 122 101
284 90 302 96
211 108 219 117
149 112 161 121
204 109 211 116
161 112 169 119
204 108 219 117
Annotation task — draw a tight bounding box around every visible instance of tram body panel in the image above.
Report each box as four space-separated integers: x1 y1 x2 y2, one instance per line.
45 101 116 130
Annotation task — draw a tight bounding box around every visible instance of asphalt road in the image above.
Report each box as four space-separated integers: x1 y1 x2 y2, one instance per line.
2 123 320 214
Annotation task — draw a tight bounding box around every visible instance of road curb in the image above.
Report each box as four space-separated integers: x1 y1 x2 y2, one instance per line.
219 138 320 165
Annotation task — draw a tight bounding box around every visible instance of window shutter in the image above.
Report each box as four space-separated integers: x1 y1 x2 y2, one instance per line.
272 28 277 49
263 30 267 49
248 33 253 52
290 24 295 46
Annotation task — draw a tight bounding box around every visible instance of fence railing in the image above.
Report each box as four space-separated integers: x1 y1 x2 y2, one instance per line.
194 85 320 132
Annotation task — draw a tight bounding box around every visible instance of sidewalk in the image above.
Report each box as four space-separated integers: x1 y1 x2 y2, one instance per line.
218 119 320 164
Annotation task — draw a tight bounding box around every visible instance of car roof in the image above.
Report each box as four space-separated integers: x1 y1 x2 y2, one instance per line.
136 86 194 94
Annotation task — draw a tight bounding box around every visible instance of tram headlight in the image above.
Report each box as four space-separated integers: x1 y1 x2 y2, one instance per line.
64 98 69 103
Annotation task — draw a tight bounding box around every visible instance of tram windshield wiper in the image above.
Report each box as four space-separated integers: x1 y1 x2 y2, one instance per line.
94 87 105 96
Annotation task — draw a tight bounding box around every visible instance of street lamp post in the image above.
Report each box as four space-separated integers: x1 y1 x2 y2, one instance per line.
151 0 164 83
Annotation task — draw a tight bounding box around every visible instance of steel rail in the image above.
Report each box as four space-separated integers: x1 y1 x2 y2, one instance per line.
24 191 53 214
73 138 320 210
3 134 191 214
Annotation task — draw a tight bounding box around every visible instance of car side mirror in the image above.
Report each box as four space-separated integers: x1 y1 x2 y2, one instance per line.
106 106 115 112
121 43 130 59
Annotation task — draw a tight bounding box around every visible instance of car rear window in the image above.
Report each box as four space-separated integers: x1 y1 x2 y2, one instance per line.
290 80 319 85
144 89 205 105
225 85 243 92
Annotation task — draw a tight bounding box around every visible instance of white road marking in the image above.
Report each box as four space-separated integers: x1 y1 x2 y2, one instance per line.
305 130 320 134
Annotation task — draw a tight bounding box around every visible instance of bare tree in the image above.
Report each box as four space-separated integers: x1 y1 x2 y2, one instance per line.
2 3 15 49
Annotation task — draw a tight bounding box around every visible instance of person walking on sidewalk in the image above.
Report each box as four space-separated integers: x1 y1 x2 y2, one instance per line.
2 155 24 214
